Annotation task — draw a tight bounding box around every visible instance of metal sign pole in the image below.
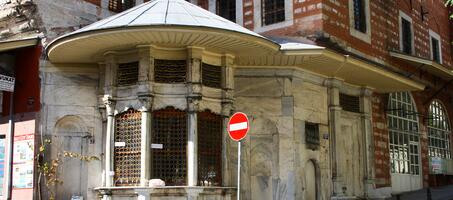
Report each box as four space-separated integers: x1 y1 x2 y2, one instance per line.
237 140 241 200
5 91 14 200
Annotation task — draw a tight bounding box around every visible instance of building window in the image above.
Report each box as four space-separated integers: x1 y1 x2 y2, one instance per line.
428 100 451 159
340 93 360 113
154 59 187 83
202 63 222 88
217 0 236 22
305 122 319 150
429 30 442 64
109 0 135 12
353 0 366 33
117 62 139 86
114 109 142 186
197 111 223 186
399 12 413 55
261 0 285 25
387 92 420 175
152 107 187 185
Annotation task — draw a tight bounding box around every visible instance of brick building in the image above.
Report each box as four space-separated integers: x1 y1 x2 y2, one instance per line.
1 0 453 199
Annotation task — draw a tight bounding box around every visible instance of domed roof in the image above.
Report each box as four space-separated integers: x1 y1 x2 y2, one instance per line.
47 0 279 63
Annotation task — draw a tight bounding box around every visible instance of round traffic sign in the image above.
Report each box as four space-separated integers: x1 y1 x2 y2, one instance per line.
228 112 249 141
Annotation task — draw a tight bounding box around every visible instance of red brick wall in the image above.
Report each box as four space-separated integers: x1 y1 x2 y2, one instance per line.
83 0 101 6
371 93 391 187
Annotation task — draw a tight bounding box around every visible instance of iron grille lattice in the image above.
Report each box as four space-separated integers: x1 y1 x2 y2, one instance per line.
114 109 142 186
154 59 187 83
202 63 222 88
262 0 285 25
152 108 187 185
306 123 319 150
340 93 360 113
197 111 223 186
117 62 139 86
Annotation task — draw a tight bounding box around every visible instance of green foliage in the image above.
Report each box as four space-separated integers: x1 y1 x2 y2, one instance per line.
447 0 453 19
36 139 99 200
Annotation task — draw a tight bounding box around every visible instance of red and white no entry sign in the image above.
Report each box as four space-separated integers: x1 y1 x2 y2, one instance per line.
228 112 249 141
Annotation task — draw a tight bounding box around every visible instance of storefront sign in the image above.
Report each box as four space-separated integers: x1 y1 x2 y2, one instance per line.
0 74 15 92
432 157 443 174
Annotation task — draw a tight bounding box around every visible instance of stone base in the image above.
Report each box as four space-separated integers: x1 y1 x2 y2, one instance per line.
95 186 236 200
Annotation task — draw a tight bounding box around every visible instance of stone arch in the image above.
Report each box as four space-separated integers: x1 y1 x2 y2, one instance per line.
54 115 88 135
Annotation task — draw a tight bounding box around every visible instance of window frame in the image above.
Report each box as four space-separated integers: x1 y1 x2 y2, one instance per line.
348 0 371 43
427 100 451 159
387 92 421 175
399 11 415 55
253 0 293 33
429 30 442 64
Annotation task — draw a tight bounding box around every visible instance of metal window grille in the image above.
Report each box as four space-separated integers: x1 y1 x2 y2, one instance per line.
340 93 360 113
401 18 412 54
202 63 222 88
117 62 139 86
306 123 320 150
109 0 135 12
428 100 451 159
217 0 236 22
261 0 285 25
154 59 187 83
151 107 187 185
197 111 223 186
387 92 420 175
353 0 366 33
114 109 142 186
431 37 441 63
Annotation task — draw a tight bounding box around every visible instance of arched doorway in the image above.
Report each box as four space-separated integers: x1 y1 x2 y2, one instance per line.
304 160 318 200
387 92 422 193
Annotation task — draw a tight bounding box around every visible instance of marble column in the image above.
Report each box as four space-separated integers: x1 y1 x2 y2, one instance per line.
360 88 375 195
103 95 116 187
139 95 153 186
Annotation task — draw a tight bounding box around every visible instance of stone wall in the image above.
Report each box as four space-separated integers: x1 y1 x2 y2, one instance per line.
40 63 102 200
234 67 331 200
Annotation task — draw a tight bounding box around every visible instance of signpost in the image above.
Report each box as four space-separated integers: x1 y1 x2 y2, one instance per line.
227 112 249 200
0 74 15 200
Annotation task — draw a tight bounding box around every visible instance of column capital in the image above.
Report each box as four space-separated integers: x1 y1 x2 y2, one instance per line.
187 96 201 113
360 87 373 97
138 93 153 112
323 78 343 89
102 95 116 116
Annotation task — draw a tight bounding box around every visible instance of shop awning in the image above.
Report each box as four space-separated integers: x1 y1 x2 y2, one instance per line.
389 51 453 80
0 38 39 53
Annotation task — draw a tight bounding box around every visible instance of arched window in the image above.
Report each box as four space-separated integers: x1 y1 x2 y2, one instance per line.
387 92 420 175
152 107 187 185
428 100 451 159
197 111 223 186
114 109 142 186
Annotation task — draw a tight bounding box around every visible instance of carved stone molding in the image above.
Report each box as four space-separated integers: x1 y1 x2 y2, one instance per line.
102 95 116 116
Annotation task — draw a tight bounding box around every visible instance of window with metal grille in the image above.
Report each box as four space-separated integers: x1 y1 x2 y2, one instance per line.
401 18 412 54
340 93 360 113
114 109 142 186
151 107 187 185
428 100 451 159
202 63 222 88
261 0 285 25
387 92 420 175
154 59 187 83
306 123 319 150
197 111 223 186
109 0 135 12
353 0 366 33
431 37 441 63
117 62 139 86
217 0 236 22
